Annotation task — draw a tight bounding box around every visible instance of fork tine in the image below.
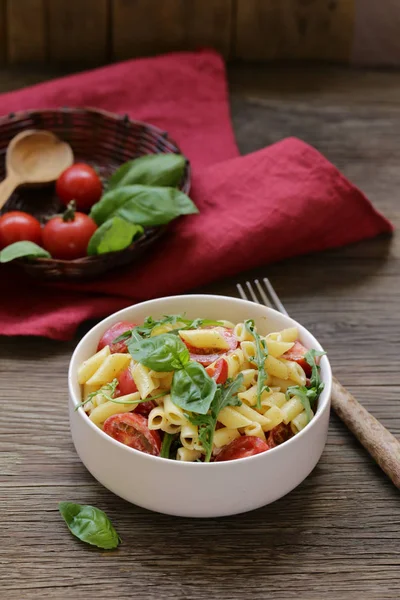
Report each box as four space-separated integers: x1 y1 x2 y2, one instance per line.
254 279 273 308
263 277 289 316
236 283 248 301
246 281 260 304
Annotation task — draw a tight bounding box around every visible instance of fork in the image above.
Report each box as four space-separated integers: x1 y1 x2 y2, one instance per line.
237 278 400 489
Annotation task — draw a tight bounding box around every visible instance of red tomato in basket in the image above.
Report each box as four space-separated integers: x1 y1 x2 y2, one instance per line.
0 211 42 249
282 340 312 377
214 436 269 462
206 358 228 384
104 413 161 456
97 321 137 353
56 163 102 211
185 327 238 367
42 207 97 260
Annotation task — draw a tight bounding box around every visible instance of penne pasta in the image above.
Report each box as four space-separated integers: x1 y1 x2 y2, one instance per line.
78 316 326 463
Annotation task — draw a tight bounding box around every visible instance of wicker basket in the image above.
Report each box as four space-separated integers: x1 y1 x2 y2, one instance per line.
0 108 190 280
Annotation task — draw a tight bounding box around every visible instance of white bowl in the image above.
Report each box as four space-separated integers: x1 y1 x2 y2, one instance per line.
68 294 332 518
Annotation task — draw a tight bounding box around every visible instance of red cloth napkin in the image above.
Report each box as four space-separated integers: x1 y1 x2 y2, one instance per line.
0 51 393 340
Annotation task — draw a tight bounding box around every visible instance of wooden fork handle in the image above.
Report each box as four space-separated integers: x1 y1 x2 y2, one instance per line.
331 376 400 488
0 173 20 210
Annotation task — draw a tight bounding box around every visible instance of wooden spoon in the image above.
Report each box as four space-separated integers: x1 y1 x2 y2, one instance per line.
0 129 74 211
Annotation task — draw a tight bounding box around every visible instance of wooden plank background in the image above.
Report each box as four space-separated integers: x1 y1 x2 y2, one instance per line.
0 0 356 65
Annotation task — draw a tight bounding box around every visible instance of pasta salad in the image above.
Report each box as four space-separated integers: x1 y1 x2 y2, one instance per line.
77 316 326 462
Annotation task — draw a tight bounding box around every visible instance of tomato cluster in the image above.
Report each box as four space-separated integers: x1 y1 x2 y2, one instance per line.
0 163 102 259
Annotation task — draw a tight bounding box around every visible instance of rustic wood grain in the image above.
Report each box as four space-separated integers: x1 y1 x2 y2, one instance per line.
47 0 109 64
1 64 400 599
7 0 47 64
235 0 354 61
112 0 232 60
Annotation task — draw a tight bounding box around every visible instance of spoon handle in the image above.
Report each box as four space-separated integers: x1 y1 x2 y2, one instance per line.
331 376 400 488
0 174 20 210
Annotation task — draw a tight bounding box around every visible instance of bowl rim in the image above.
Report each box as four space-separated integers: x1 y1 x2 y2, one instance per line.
68 294 332 467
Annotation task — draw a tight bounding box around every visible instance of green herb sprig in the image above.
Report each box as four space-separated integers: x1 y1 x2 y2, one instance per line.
286 349 326 424
189 374 243 462
244 320 269 409
75 378 119 411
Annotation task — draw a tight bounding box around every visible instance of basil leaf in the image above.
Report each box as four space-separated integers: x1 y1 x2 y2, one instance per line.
128 333 190 372
87 217 143 255
90 185 198 227
189 374 243 461
0 241 51 263
58 502 121 550
171 362 217 415
108 154 186 190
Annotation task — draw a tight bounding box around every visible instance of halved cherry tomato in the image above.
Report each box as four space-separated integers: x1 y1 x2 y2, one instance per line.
282 340 312 377
56 163 102 211
186 327 238 367
267 423 292 448
97 321 136 353
104 413 161 456
115 368 156 416
0 211 42 249
206 358 228 384
135 400 157 418
214 436 269 462
116 366 138 395
42 202 97 260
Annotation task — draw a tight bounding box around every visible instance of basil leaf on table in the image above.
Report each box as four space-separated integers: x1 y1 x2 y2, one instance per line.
107 154 186 190
0 241 51 263
128 333 190 372
171 362 217 415
87 216 143 255
58 502 121 550
90 185 198 227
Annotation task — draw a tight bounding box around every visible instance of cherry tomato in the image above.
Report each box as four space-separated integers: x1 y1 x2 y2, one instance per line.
0 211 42 249
214 436 269 462
206 358 228 384
104 413 161 456
56 163 102 211
97 321 137 353
135 400 157 418
267 423 292 448
42 203 97 260
116 366 138 395
282 341 312 376
186 327 238 367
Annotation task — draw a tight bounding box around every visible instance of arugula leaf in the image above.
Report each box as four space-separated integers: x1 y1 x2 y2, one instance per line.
128 333 190 372
58 502 120 550
285 351 326 424
87 217 143 255
107 153 186 190
160 433 176 459
305 349 326 392
90 185 198 227
244 320 269 409
114 315 224 343
171 361 217 416
189 374 244 462
286 385 314 423
0 241 51 262
75 379 119 411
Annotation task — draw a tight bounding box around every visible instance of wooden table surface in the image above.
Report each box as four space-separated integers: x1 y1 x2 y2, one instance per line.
1 64 399 600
